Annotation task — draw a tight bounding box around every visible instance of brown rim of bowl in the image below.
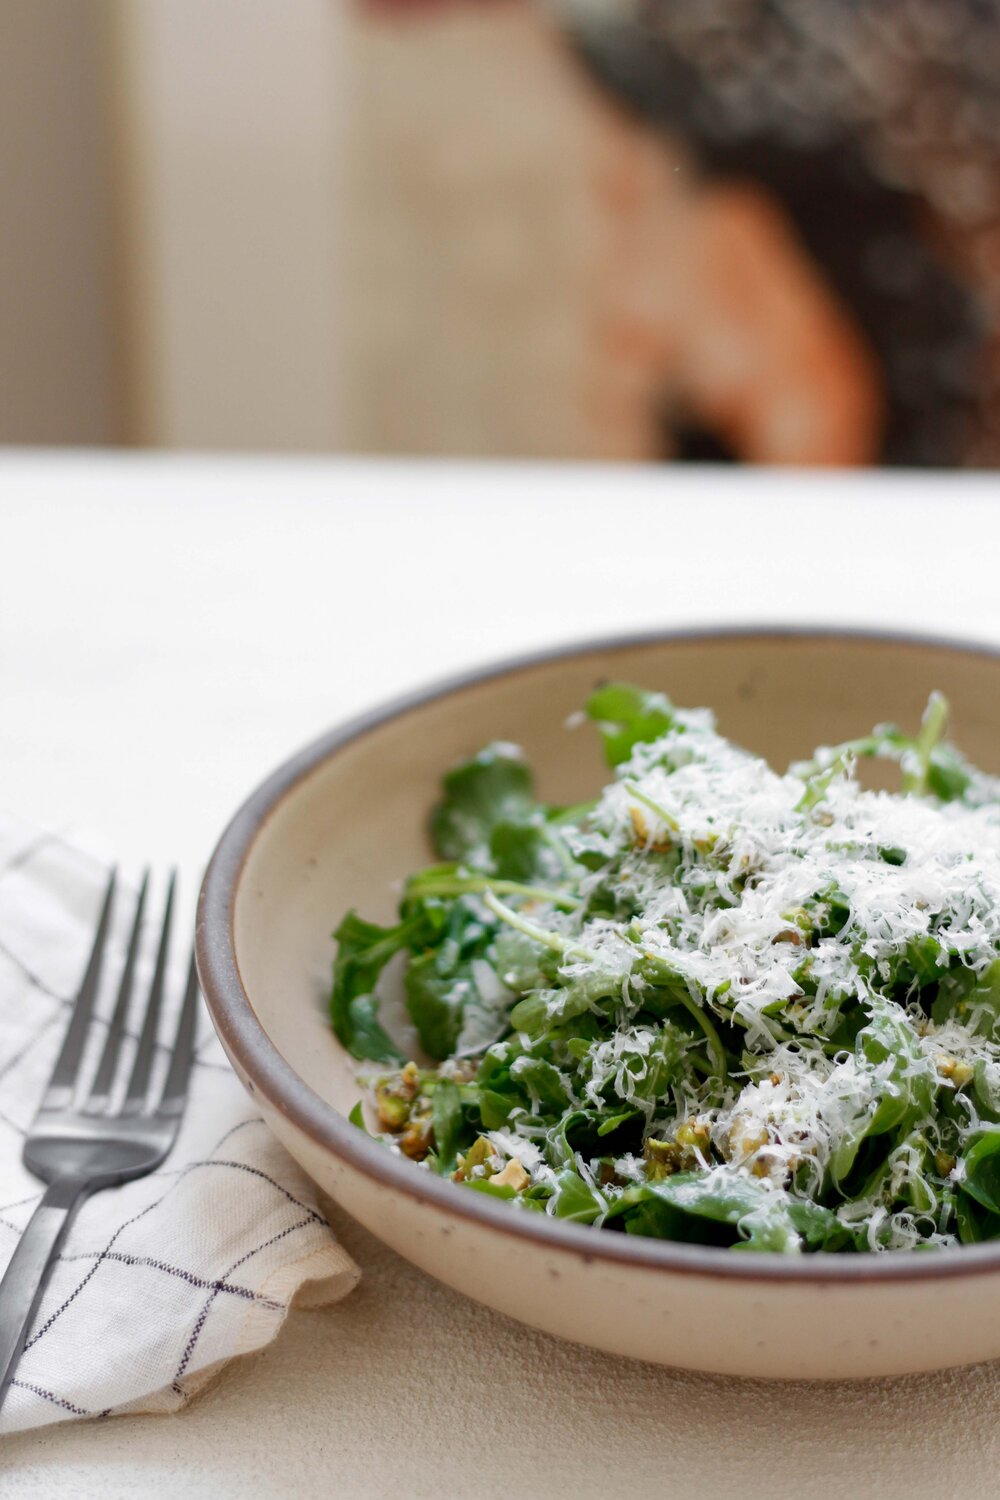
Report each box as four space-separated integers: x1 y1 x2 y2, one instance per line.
198 624 1000 1284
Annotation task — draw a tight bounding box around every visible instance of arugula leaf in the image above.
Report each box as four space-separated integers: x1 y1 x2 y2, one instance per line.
562 1107 644 1159
462 1044 573 1132
830 997 935 1187
405 952 467 1060
934 959 1000 1036
510 986 594 1038
900 692 950 797
404 896 497 1059
790 725 912 806
960 1132 1000 1214
597 1109 643 1137
956 1186 1000 1244
585 683 676 768
515 1056 575 1114
622 1025 693 1105
430 744 537 862
783 1199 854 1252
488 821 564 883
330 910 426 1063
854 1128 938 1221
551 1169 606 1224
927 744 973 803
606 1173 757 1245
430 1079 464 1168
465 1178 518 1201
608 1172 847 1252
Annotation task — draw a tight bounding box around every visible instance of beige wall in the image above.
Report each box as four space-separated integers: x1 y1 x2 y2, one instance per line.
113 0 606 457
0 1 638 457
113 0 344 450
0 1 121 444
339 5 602 458
0 0 346 452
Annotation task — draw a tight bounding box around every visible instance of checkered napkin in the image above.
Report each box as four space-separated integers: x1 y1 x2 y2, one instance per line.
0 817 359 1435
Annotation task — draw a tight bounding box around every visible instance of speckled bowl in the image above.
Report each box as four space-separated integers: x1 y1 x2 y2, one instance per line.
197 628 1000 1379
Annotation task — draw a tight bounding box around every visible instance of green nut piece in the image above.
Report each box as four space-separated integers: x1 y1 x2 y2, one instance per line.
675 1119 711 1152
643 1138 684 1181
452 1135 495 1183
376 1084 411 1132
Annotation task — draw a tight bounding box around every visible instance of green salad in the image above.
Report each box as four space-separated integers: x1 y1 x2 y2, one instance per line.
331 684 1000 1254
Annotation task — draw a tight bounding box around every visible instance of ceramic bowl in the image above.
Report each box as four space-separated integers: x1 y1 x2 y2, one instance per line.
197 628 1000 1379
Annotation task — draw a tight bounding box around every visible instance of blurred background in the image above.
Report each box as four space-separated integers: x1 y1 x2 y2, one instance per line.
4 0 1000 466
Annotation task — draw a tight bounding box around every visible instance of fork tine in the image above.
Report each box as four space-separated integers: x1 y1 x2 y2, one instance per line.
121 872 175 1112
86 871 149 1111
157 948 199 1120
41 870 116 1111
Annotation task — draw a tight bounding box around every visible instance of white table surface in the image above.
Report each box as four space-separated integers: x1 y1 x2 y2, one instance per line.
2 450 1000 1499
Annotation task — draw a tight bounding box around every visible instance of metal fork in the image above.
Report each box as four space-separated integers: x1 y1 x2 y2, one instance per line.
0 870 198 1409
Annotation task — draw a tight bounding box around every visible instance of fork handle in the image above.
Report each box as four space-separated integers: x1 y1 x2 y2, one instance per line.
0 1178 88 1411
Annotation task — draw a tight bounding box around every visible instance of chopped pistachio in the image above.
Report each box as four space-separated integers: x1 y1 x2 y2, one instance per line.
441 1058 478 1085
675 1118 712 1153
492 1158 530 1191
398 1060 422 1101
628 806 672 854
452 1135 495 1183
751 1148 786 1180
644 1138 685 1180
780 906 813 933
936 1055 974 1087
935 1150 958 1178
728 1120 770 1164
376 1084 411 1132
399 1113 432 1161
643 1119 712 1179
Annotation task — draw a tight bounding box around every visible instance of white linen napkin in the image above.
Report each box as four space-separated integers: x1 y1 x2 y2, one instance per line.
0 815 359 1435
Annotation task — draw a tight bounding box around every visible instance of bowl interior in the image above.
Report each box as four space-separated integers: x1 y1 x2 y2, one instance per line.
230 631 1000 1123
